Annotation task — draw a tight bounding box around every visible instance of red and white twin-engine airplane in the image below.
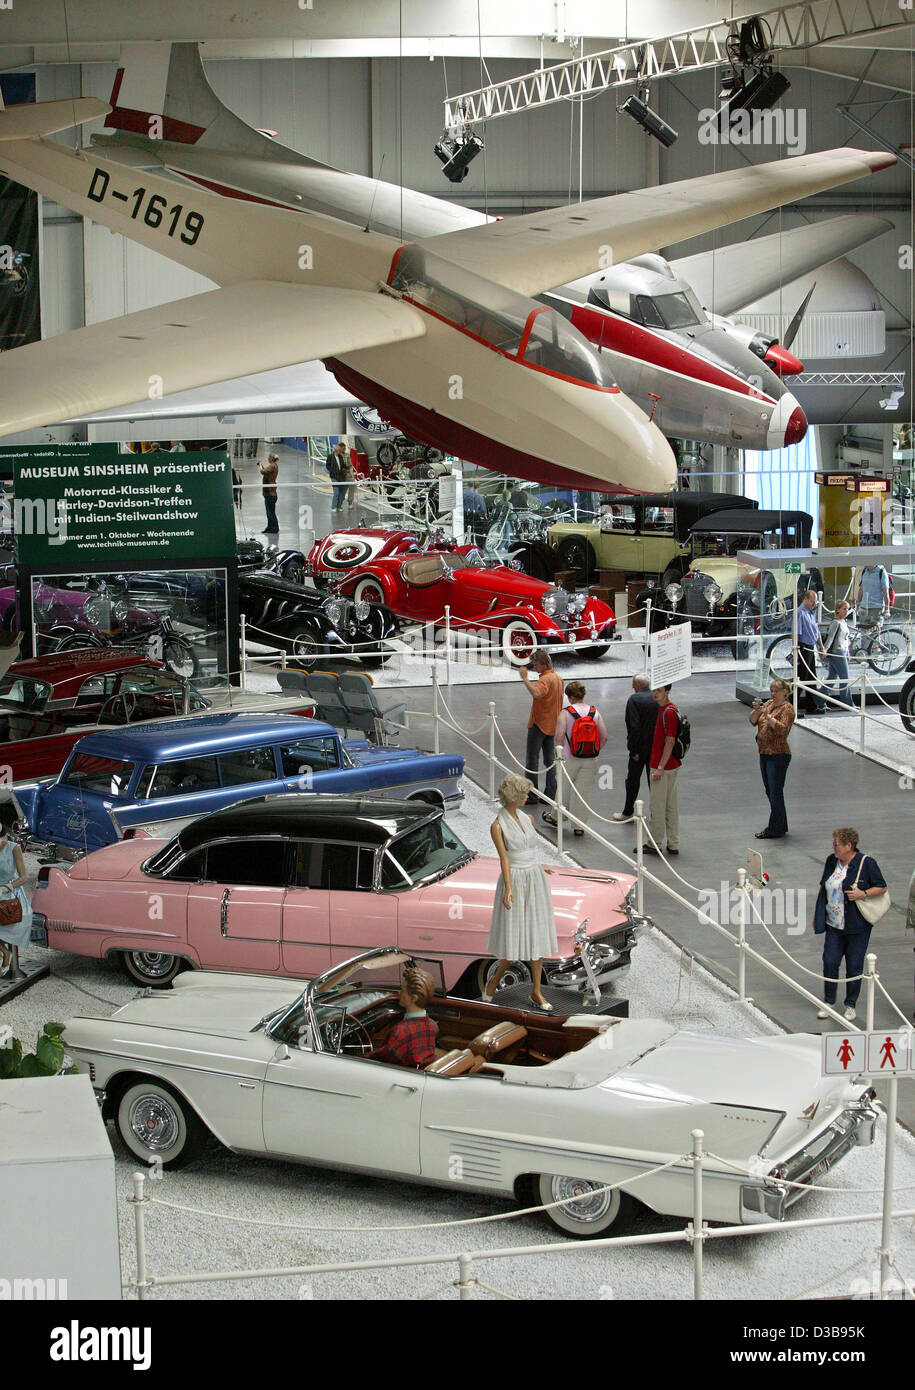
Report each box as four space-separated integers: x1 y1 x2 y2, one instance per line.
0 63 895 494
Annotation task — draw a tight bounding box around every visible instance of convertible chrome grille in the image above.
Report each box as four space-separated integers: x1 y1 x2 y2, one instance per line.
682 573 714 619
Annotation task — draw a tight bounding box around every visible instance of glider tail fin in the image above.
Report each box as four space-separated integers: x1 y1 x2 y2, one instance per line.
107 42 268 154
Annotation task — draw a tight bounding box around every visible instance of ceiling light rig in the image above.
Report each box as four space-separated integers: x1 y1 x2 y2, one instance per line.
718 17 791 130
434 103 484 183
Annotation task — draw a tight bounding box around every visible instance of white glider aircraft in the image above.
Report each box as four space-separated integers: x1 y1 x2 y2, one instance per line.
0 94 895 493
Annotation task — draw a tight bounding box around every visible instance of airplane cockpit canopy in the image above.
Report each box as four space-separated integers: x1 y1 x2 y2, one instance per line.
390 245 616 390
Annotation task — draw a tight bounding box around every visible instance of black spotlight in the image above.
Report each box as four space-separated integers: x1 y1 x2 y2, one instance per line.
619 94 678 148
717 68 790 133
434 131 484 183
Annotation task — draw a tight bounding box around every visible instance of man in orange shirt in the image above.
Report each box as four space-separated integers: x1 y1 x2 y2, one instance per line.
520 651 563 817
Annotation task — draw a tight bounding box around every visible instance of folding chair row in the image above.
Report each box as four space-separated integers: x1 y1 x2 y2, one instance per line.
277 668 407 745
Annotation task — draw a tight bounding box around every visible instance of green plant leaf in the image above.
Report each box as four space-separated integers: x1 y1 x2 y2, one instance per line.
0 1038 23 1077
34 1034 64 1075
43 1022 66 1039
18 1053 45 1078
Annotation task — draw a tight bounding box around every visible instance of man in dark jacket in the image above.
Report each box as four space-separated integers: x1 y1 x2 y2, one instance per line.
612 674 658 822
813 827 888 1022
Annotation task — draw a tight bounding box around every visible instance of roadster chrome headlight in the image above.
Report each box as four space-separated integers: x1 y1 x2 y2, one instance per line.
82 596 105 625
541 585 568 618
324 598 345 628
568 592 587 615
665 582 683 605
704 582 723 605
354 601 371 622
111 598 129 624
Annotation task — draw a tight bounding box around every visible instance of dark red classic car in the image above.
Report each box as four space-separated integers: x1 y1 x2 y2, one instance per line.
306 527 422 587
334 546 617 663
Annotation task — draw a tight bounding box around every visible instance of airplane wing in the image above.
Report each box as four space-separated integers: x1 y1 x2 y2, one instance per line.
68 362 359 425
0 282 424 436
671 214 893 317
419 148 895 298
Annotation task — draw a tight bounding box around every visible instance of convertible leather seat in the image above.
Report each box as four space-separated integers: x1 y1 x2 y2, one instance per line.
426 1048 485 1076
400 555 449 587
470 1021 527 1062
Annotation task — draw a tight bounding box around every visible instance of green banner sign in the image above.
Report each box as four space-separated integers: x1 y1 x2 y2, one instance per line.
3 442 236 568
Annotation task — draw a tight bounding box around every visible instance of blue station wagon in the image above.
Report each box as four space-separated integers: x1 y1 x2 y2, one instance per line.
12 712 464 855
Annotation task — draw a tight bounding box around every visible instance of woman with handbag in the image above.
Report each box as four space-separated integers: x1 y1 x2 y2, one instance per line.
0 802 30 974
813 826 889 1022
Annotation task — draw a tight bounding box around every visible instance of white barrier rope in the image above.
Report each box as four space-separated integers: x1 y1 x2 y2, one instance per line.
146 1153 688 1234
874 975 915 1031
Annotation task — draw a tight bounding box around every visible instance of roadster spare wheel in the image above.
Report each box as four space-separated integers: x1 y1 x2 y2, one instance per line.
501 619 540 665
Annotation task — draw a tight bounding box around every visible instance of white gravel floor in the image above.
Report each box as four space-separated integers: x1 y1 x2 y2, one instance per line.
4 778 914 1301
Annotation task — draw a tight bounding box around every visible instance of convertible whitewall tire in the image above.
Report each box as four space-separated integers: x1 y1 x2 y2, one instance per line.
116 1080 207 1170
538 1173 635 1238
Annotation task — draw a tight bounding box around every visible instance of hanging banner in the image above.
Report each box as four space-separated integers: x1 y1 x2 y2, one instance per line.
4 442 236 568
0 74 40 352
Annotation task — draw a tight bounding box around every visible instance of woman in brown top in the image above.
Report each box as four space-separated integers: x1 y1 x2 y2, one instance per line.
749 677 796 839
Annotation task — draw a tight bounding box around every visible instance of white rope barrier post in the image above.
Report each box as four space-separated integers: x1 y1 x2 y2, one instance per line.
444 605 452 687
239 613 247 691
431 664 440 754
488 702 496 801
879 1073 898 1300
736 866 748 1002
792 589 799 711
457 1252 475 1301
691 1129 705 1301
130 1170 150 1302
556 757 564 856
634 797 645 919
859 663 867 754
864 952 878 1032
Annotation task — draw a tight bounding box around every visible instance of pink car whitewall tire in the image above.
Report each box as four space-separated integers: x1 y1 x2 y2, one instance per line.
121 949 183 987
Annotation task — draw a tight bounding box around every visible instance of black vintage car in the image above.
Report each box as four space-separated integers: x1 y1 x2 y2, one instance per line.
237 537 309 584
238 570 397 667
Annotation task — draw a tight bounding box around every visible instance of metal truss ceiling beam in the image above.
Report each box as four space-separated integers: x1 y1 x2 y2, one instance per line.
445 1 915 124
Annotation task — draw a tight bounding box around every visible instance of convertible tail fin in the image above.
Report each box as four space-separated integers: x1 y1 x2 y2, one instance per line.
0 97 109 141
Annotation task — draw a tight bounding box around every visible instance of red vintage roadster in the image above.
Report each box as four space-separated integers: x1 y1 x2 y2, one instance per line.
334 546 617 663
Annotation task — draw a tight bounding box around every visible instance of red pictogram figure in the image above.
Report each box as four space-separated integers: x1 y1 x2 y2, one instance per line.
837 1038 855 1070
879 1036 898 1069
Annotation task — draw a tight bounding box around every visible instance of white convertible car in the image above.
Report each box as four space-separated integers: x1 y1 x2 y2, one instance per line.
63 947 878 1238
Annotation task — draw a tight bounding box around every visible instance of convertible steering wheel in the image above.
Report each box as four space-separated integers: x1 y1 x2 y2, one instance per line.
101 692 138 725
340 1017 375 1057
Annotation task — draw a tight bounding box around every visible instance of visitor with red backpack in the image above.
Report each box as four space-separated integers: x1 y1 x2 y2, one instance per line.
545 681 608 836
643 684 688 856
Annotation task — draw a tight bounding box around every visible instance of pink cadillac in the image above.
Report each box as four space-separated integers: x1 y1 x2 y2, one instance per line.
32 795 637 995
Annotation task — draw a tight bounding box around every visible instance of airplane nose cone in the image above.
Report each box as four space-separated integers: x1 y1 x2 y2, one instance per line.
765 343 804 377
766 392 808 451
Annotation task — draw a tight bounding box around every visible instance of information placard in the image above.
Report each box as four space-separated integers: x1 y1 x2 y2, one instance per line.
648 620 692 686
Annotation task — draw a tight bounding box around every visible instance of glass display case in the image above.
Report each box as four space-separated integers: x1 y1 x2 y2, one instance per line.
734 544 914 705
30 568 229 679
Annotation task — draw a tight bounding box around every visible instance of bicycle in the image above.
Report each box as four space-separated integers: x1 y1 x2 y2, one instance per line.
766 614 910 684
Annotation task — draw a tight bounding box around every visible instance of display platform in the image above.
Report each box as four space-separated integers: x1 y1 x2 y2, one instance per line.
0 958 49 1005
491 981 629 1017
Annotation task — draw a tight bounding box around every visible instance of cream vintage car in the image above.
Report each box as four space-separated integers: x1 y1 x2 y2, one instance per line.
63 947 878 1238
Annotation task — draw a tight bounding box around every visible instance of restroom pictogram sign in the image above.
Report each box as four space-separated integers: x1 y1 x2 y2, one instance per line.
822 1029 913 1076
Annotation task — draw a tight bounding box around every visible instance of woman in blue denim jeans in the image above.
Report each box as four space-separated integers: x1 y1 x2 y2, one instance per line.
820 600 854 709
749 677 795 839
